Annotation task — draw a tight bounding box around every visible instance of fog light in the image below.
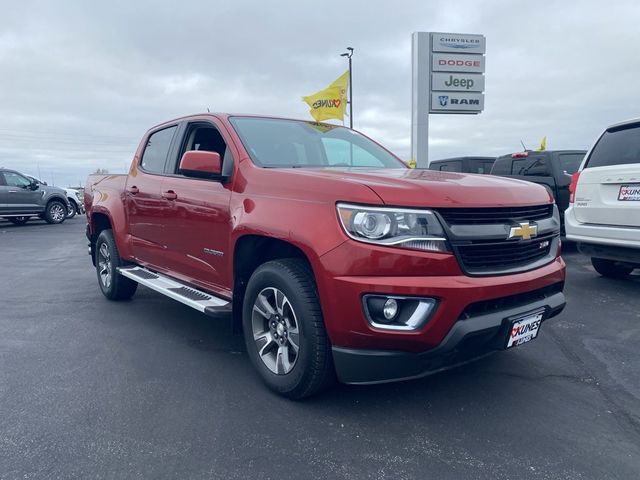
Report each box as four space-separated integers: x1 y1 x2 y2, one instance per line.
363 295 438 331
383 299 398 320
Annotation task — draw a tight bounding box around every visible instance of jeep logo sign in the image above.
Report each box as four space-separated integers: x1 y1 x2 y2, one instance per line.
431 73 484 92
430 92 484 112
432 53 485 73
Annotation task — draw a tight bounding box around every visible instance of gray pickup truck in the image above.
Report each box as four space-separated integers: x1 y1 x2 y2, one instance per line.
0 168 70 225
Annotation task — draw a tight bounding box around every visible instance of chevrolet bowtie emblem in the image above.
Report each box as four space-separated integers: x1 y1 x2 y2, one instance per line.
508 221 538 240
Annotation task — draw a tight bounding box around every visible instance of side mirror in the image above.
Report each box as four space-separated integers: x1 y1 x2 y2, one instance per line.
179 150 223 179
29 181 39 190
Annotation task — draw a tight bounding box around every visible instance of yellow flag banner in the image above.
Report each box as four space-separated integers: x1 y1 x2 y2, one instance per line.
329 70 349 105
537 136 547 151
302 70 349 122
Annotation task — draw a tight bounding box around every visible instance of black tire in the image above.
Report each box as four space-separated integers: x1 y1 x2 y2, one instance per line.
95 229 138 300
242 258 334 399
8 216 30 225
591 257 635 278
66 200 77 219
44 200 67 224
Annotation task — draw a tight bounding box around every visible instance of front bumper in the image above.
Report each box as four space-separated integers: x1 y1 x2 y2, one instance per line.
333 290 565 384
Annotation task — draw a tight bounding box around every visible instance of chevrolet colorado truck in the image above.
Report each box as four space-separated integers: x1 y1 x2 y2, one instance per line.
85 114 566 399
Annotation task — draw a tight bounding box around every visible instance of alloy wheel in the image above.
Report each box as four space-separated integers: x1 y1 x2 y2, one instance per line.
50 204 66 222
97 243 112 289
251 287 300 375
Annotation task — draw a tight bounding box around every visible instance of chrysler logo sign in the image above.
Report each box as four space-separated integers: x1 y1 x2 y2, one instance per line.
438 37 481 49
431 33 486 54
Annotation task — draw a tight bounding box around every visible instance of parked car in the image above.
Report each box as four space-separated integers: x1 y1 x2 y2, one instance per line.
0 168 70 225
84 113 566 399
26 175 84 218
428 156 496 174
565 118 640 277
490 150 586 233
62 188 84 218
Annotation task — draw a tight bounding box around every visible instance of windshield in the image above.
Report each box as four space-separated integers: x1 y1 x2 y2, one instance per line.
230 117 405 169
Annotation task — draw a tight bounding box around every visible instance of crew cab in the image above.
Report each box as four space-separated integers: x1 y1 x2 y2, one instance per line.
490 150 586 233
85 114 566 398
0 168 70 225
566 118 640 277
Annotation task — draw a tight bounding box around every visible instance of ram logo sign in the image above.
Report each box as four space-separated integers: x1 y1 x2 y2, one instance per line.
430 92 484 112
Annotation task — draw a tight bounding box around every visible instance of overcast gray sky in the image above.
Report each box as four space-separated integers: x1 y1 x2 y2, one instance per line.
0 0 639 186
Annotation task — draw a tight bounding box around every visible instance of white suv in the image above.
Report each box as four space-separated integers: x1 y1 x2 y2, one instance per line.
565 118 640 278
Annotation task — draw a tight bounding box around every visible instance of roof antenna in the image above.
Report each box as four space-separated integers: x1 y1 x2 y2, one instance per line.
520 139 527 151
207 107 211 113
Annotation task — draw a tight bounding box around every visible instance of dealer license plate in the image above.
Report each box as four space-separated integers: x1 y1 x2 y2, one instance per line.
618 184 640 201
506 311 544 349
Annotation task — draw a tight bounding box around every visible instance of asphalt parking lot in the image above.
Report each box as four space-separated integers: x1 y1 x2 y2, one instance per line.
0 217 639 480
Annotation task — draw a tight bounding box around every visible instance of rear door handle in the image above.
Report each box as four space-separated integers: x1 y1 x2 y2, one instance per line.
162 190 178 201
126 186 139 195
8 190 18 193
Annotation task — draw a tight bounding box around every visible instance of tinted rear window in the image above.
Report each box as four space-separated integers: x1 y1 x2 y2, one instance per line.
586 125 640 168
511 155 550 176
558 153 585 174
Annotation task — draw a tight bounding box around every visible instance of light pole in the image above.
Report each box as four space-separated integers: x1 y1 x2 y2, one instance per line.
340 47 354 128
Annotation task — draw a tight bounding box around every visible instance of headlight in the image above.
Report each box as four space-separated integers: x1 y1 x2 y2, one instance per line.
337 203 450 252
75 192 82 201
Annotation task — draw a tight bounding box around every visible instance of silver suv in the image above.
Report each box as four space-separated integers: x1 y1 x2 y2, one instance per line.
0 168 70 225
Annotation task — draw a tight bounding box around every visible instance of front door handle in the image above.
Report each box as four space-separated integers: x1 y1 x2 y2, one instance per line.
8 190 18 193
162 190 178 201
126 186 139 195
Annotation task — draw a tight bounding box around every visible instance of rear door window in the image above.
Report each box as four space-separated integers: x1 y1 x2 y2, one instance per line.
586 125 640 168
141 126 177 174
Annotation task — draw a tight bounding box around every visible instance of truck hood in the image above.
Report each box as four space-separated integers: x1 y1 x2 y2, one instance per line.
280 168 553 208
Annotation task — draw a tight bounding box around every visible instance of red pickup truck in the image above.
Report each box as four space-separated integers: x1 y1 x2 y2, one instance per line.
85 113 566 398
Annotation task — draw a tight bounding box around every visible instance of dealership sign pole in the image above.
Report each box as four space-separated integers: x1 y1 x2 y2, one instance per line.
411 32 486 168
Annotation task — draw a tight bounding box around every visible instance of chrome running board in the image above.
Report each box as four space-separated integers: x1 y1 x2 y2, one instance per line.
117 266 231 317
